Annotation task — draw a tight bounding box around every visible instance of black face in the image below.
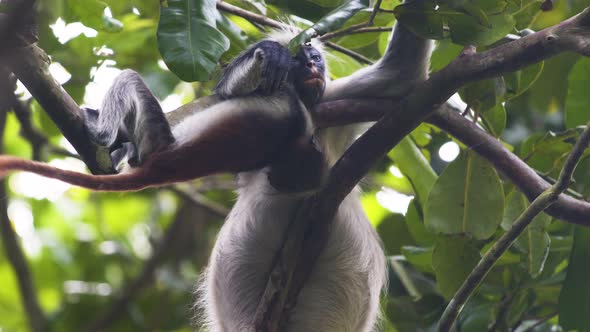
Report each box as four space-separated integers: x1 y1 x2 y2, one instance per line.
289 43 326 108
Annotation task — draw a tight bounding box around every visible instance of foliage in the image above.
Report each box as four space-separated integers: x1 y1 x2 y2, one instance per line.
2 0 590 331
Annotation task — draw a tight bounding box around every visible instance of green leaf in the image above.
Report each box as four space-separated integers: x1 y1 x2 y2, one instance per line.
447 12 516 46
68 0 108 30
288 0 370 51
559 226 590 332
566 57 590 128
513 0 543 29
459 77 506 112
425 151 504 240
501 191 551 277
388 136 437 206
377 214 415 255
402 246 434 273
430 40 463 72
519 131 575 174
480 104 507 137
406 199 436 246
393 1 445 40
503 61 544 100
326 49 363 78
157 0 230 82
432 236 481 299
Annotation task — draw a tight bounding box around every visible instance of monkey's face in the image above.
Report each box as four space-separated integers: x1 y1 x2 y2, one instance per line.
289 43 326 107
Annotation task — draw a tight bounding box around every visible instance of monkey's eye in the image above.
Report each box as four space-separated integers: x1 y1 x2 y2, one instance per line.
311 55 321 62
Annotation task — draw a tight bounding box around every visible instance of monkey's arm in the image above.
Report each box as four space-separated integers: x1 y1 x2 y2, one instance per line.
323 23 433 100
215 40 291 98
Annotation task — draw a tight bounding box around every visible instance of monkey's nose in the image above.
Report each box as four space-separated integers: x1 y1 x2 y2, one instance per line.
307 62 314 68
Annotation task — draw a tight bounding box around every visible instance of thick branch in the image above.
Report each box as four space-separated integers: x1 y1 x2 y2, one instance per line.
429 106 590 224
4 45 113 174
314 99 590 225
256 7 590 330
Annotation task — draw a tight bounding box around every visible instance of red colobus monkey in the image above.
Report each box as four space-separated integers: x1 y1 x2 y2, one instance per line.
0 23 433 331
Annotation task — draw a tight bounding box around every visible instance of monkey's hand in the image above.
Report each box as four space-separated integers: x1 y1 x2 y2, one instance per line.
254 40 291 95
216 40 291 98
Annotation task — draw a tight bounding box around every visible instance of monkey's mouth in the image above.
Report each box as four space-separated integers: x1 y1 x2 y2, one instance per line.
304 75 325 88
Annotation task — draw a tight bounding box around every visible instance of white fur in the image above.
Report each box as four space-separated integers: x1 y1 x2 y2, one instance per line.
197 170 385 331
194 23 434 331
215 52 264 97
172 96 291 147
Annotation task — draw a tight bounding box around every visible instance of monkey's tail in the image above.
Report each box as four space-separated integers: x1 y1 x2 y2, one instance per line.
0 155 151 192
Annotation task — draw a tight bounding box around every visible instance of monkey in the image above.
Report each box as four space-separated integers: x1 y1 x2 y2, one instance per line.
0 21 433 331
0 40 322 191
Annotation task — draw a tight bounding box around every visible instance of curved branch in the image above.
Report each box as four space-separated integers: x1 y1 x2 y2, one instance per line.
429 106 590 224
255 8 590 329
313 99 590 225
4 45 112 174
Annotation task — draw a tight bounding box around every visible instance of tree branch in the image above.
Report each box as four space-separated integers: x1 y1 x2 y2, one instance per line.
437 120 590 332
254 7 590 330
11 96 80 160
4 45 113 174
313 99 590 225
0 71 47 332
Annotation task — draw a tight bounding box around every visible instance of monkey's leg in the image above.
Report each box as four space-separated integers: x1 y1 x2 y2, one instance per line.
83 70 175 168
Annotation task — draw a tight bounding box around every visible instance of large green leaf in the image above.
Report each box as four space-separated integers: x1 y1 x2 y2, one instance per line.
288 0 370 51
393 0 445 40
432 236 481 299
566 57 590 128
388 136 437 206
157 0 230 81
406 199 436 246
67 0 107 30
503 61 544 100
480 104 507 137
447 12 516 46
501 191 551 277
559 226 590 332
425 151 504 240
459 77 506 112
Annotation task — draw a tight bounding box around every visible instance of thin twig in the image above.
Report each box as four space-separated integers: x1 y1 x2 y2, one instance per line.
520 311 558 332
319 26 391 41
216 1 285 30
216 1 375 64
324 41 374 64
369 0 384 23
437 121 590 332
318 0 385 42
